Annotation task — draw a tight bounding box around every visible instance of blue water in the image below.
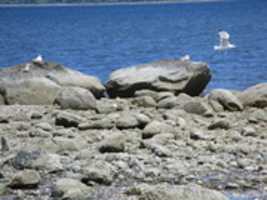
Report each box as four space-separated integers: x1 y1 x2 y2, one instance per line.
0 0 267 90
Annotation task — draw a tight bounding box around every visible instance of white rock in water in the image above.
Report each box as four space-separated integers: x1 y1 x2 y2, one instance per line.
32 54 44 64
214 31 236 51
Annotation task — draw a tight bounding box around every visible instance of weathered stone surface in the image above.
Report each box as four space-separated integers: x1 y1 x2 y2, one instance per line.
208 119 231 130
157 96 178 109
132 96 157 107
47 67 105 98
239 83 267 108
0 61 105 106
208 89 243 111
82 161 114 185
52 178 92 200
55 111 85 127
0 77 61 105
54 87 97 110
106 59 211 97
79 118 114 130
136 184 228 200
8 170 40 189
116 113 140 129
183 99 213 117
98 133 126 153
143 121 174 139
12 150 42 170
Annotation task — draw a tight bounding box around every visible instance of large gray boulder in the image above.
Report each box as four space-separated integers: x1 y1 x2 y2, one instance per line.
54 87 97 110
0 61 105 105
239 83 267 108
106 59 211 97
1 77 60 105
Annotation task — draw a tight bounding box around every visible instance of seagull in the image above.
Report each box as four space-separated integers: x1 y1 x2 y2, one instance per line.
23 63 31 72
214 31 236 51
180 54 191 61
32 54 44 65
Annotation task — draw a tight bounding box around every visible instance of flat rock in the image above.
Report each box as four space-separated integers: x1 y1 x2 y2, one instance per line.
8 170 41 189
52 178 92 200
106 59 211 97
143 121 174 139
136 184 228 200
82 161 114 185
132 96 157 107
55 111 85 128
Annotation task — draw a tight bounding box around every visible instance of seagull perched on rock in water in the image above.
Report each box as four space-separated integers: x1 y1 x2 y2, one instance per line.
214 31 236 51
32 54 44 65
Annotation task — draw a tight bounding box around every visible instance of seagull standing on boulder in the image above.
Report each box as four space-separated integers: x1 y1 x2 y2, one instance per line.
214 31 236 51
180 54 191 61
32 54 44 65
23 63 31 72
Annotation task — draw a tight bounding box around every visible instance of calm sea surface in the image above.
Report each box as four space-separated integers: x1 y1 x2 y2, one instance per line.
0 0 266 90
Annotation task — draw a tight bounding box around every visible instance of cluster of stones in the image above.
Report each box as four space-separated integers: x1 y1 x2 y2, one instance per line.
0 58 267 200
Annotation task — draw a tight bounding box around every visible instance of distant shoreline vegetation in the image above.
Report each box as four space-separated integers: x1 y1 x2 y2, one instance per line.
0 0 225 5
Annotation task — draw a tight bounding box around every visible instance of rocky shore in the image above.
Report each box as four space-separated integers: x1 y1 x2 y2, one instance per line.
0 58 266 200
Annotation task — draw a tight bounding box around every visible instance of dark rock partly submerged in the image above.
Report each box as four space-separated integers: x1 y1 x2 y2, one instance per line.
0 61 105 105
106 59 211 98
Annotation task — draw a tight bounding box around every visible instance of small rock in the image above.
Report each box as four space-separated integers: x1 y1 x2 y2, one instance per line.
29 128 51 138
96 99 119 114
241 126 257 137
82 161 114 185
79 119 114 130
55 111 85 128
30 111 43 120
190 130 209 140
33 153 63 173
134 113 151 127
98 133 126 153
8 170 41 189
52 178 92 200
12 150 41 170
143 141 172 157
208 119 231 130
183 99 213 117
35 122 53 132
1 137 9 152
132 96 157 108
143 121 174 139
157 96 178 109
53 136 87 152
116 113 140 129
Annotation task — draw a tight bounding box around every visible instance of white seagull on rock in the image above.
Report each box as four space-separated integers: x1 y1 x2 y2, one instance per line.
214 31 236 51
23 63 31 72
32 54 44 65
180 54 191 61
